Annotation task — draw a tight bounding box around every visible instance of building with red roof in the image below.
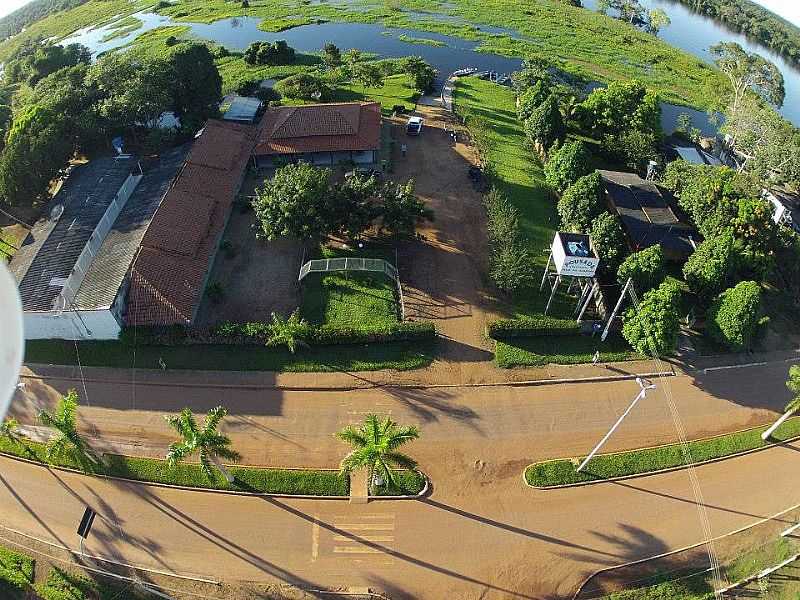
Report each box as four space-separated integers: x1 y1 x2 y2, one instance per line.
126 120 256 327
254 102 382 168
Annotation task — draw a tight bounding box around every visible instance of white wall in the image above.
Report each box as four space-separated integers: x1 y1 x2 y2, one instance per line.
24 310 122 341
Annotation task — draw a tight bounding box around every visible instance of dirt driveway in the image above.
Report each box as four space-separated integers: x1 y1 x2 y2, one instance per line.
390 105 500 371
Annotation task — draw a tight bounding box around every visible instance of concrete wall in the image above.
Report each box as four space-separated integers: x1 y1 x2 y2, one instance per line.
24 310 122 340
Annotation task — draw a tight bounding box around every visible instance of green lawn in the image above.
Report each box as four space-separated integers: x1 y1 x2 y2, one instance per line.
0 434 349 496
496 334 640 368
334 73 420 113
302 272 400 329
24 339 434 373
526 418 800 487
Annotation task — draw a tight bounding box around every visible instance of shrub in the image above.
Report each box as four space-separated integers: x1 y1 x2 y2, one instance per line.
622 278 682 356
517 79 549 121
544 140 592 193
590 212 627 273
243 40 295 66
275 73 330 101
206 282 224 303
557 171 604 233
683 231 735 301
617 245 665 293
706 281 764 351
0 547 34 599
488 316 580 339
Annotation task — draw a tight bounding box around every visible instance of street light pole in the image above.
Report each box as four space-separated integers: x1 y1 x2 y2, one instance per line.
576 378 656 473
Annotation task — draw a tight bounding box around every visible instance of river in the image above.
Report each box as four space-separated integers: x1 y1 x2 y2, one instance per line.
60 1 800 133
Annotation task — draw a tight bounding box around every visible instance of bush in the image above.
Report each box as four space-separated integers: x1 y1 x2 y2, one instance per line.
590 212 627 273
683 231 735 302
0 547 34 599
243 40 295 66
617 245 665 293
622 278 682 356
516 80 549 121
275 73 330 101
557 171 604 233
544 140 592 193
488 316 580 339
706 281 764 351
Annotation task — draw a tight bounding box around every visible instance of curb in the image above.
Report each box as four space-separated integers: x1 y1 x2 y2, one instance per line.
571 501 800 600
523 424 800 490
22 366 675 391
368 474 430 500
0 450 429 501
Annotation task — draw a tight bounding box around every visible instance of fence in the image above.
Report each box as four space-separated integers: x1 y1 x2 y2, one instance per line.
298 257 405 321
54 171 143 312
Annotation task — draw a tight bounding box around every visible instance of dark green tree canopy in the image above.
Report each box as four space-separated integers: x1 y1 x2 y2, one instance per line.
544 140 592 193
706 280 764 351
557 171 604 233
622 278 683 356
682 231 736 301
617 245 665 293
590 211 628 273
524 94 565 150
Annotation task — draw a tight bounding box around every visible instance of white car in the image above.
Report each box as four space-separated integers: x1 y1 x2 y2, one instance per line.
406 116 423 135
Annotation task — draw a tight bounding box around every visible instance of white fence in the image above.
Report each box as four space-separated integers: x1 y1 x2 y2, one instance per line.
298 257 398 282
54 171 143 312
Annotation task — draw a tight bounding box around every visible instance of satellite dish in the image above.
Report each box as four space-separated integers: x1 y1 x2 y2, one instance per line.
50 204 64 221
0 262 24 421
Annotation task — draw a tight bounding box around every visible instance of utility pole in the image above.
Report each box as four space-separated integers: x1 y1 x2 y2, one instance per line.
576 378 656 473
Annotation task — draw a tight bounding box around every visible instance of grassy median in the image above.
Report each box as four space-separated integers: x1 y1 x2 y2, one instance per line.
373 470 428 496
495 334 639 368
0 435 349 496
526 419 800 488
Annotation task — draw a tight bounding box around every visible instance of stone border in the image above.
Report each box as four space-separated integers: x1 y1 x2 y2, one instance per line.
523 423 800 490
0 450 412 501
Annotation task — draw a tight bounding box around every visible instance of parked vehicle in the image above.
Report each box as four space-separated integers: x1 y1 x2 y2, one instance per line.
406 116 423 136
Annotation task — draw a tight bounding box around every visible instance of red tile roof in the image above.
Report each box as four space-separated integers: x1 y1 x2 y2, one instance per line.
254 102 381 156
127 120 255 326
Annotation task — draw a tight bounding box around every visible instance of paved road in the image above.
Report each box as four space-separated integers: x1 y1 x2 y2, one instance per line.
2 361 798 598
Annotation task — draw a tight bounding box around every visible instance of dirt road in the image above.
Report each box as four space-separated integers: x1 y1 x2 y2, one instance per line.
390 106 500 379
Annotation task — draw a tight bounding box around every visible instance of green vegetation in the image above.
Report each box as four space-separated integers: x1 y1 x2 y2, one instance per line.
25 338 435 372
525 418 800 487
302 272 400 329
373 469 427 496
598 536 794 600
496 334 638 368
0 0 726 109
336 414 421 495
99 15 142 43
397 34 446 47
0 546 34 599
0 428 349 496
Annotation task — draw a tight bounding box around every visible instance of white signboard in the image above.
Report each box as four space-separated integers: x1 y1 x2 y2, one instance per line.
552 233 599 278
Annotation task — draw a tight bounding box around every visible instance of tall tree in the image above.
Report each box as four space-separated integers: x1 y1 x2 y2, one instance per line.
166 43 222 130
647 8 670 35
165 406 241 483
322 42 342 69
335 414 419 492
711 42 785 112
39 391 102 472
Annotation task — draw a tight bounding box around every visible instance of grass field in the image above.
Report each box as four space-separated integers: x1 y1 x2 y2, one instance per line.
24 338 434 372
525 418 800 487
496 334 640 368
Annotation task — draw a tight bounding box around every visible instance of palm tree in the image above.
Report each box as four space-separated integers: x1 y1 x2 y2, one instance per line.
266 310 309 354
39 391 102 472
165 406 241 483
762 365 800 440
335 414 419 492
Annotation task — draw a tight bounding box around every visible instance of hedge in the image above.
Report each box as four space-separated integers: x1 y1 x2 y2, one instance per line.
525 417 800 487
0 434 348 496
120 321 436 347
487 316 581 339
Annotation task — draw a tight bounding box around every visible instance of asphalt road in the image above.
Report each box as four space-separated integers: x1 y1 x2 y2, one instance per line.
2 361 798 599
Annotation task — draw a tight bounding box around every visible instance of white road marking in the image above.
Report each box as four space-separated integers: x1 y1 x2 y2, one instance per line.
311 515 319 561
333 535 394 543
333 524 394 531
